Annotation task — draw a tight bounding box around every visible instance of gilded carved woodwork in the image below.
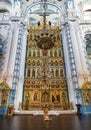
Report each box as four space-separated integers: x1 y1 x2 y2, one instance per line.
23 23 68 110
80 81 91 105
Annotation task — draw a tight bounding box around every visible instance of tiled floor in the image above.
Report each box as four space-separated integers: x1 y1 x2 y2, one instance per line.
0 114 91 130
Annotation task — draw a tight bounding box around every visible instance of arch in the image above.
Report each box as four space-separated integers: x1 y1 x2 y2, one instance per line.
24 1 64 26
26 2 61 14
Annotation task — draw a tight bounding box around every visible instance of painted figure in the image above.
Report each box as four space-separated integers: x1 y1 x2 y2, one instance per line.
32 69 35 77
52 91 60 102
27 69 30 77
33 91 38 101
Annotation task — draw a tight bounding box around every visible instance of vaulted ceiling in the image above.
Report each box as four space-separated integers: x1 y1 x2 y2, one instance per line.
0 0 91 25
26 2 61 26
22 0 65 26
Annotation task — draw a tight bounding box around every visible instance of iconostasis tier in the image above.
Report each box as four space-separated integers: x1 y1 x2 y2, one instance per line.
23 24 68 110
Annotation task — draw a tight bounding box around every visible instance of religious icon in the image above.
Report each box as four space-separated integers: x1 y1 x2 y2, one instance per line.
27 69 30 77
33 51 36 57
32 69 35 77
56 69 59 77
32 60 35 66
29 51 31 56
33 91 39 101
37 50 40 56
42 91 49 102
52 91 60 102
50 50 53 57
50 69 54 77
55 60 58 66
59 50 61 56
25 92 30 98
25 98 29 110
37 69 40 77
60 69 63 77
54 50 57 57
42 49 48 56
30 35 32 40
50 60 53 66
59 60 63 66
28 60 31 66
37 60 40 66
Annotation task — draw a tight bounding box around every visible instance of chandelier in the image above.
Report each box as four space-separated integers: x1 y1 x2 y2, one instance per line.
34 2 56 50
33 1 57 86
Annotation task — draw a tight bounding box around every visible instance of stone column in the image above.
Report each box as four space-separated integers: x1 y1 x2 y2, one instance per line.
2 25 13 84
69 22 84 86
7 23 19 88
61 25 76 110
15 25 27 111
75 23 90 81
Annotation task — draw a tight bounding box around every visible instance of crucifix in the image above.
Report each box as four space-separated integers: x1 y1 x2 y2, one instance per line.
39 1 49 27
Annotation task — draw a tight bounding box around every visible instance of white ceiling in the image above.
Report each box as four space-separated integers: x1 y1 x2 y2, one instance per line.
22 0 65 26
